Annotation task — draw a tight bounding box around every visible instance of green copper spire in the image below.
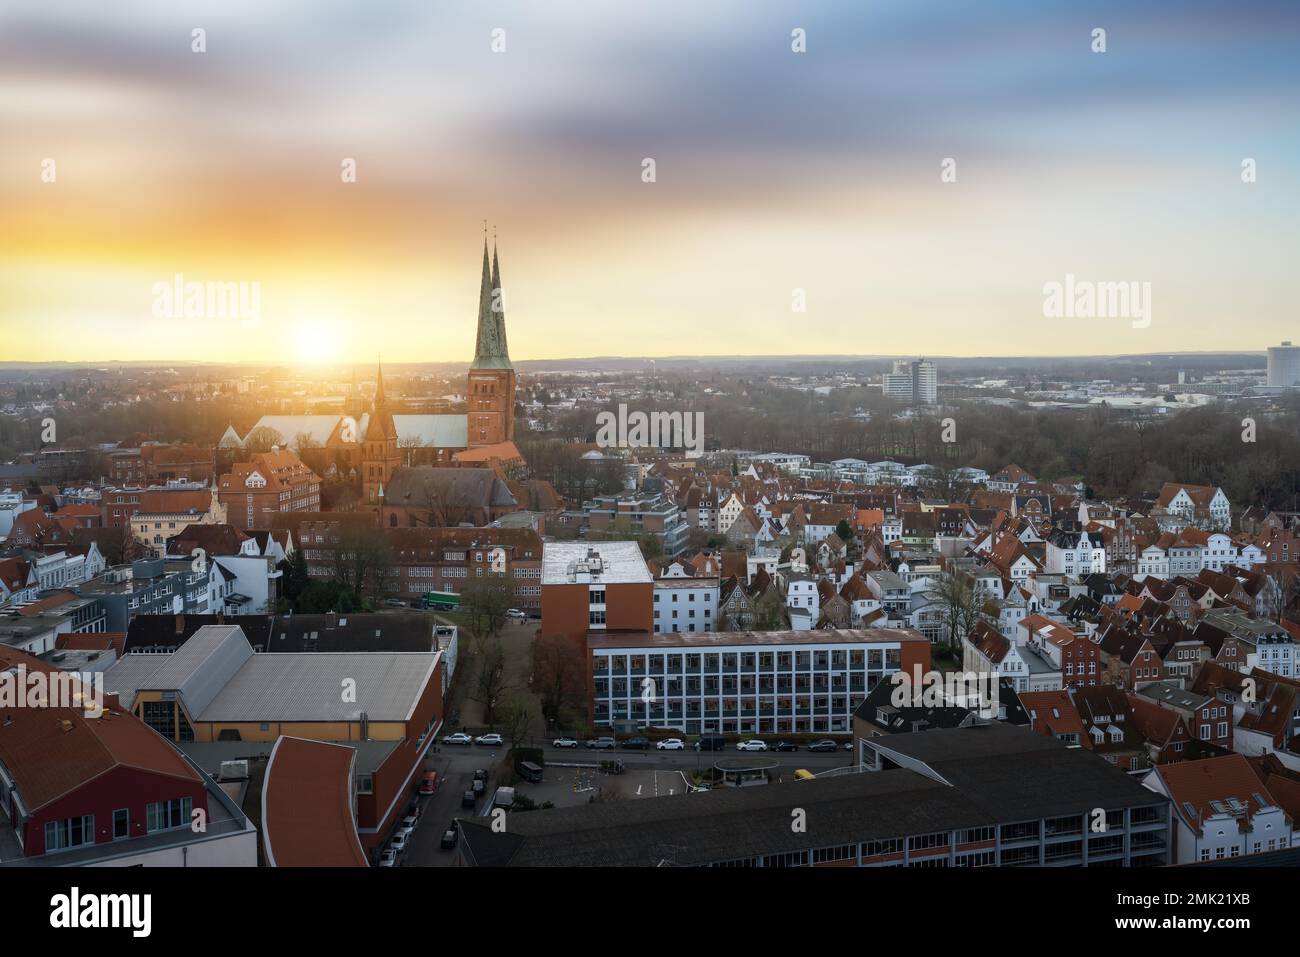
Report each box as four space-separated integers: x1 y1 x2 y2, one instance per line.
472 231 512 370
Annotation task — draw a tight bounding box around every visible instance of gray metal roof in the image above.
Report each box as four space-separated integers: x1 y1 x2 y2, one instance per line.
102 654 170 709
141 624 252 717
197 652 437 722
392 414 469 449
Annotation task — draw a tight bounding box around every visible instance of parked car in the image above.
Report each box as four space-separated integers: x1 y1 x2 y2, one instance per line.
622 736 650 750
472 780 486 796
774 741 798 752
401 812 420 832
440 827 458 850
461 789 477 808
807 739 838 752
473 768 489 783
493 786 517 809
418 771 439 794
389 831 411 853
552 736 578 748
737 740 768 752
656 738 685 750
694 735 728 752
586 737 617 749
378 848 398 867
506 608 527 620
843 741 854 751
443 732 472 746
475 733 503 747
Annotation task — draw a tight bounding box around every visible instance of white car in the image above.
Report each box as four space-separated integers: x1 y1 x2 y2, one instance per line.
552 737 578 748
475 733 504 747
656 738 685 750
378 848 398 867
389 831 411 853
506 608 527 620
736 740 768 752
443 732 472 746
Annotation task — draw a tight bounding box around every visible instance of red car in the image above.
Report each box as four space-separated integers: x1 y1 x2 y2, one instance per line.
419 771 439 795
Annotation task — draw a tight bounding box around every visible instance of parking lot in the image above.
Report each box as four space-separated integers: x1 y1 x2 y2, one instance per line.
515 766 698 809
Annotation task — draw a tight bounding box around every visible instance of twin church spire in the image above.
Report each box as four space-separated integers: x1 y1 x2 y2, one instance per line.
366 228 516 478
472 230 513 371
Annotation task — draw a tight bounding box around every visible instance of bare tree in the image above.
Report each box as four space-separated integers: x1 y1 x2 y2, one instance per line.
243 426 284 454
495 693 535 750
329 523 396 601
470 638 512 726
937 574 985 655
461 576 514 653
531 632 587 727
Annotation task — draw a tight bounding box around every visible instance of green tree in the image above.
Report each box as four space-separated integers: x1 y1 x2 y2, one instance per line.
752 588 786 631
279 549 310 606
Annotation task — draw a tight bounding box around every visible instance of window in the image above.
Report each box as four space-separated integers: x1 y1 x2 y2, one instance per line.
45 815 95 852
113 808 130 840
812 844 855 864
958 826 995 844
908 831 950 851
146 797 192 833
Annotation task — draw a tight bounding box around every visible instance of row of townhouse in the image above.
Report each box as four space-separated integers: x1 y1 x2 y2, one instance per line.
1136 528 1264 579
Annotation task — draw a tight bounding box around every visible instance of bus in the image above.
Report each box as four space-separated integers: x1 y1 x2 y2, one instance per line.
421 591 460 611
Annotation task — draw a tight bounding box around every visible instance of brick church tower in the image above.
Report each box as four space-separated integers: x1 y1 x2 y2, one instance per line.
467 238 517 447
362 360 400 508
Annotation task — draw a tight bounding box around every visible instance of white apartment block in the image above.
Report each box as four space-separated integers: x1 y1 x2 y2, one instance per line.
653 576 720 634
1145 759 1294 864
781 573 820 623
1044 529 1106 577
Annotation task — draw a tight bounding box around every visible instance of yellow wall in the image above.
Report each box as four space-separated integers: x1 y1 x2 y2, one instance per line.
129 693 406 743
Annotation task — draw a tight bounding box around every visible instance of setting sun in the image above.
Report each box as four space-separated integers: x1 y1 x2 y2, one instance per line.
288 316 346 366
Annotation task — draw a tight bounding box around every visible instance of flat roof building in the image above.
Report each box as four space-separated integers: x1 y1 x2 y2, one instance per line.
587 627 931 736
541 542 654 643
458 724 1170 867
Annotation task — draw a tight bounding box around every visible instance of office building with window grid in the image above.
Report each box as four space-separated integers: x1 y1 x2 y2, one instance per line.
587 628 931 735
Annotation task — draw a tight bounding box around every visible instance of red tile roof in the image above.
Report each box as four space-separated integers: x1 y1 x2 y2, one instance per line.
262 736 368 867
0 647 202 814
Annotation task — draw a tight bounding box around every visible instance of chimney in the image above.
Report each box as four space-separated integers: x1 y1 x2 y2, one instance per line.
175 614 186 636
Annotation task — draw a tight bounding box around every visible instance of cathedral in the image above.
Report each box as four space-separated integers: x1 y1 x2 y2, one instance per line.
219 236 525 502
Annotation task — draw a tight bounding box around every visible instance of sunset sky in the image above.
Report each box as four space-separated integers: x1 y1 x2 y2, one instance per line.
2 0 1298 365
